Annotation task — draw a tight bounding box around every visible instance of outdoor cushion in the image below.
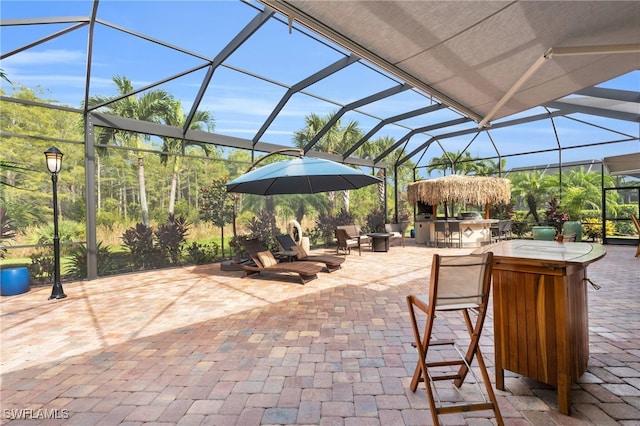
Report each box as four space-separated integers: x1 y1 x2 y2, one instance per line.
276 234 345 272
241 238 323 284
257 250 278 267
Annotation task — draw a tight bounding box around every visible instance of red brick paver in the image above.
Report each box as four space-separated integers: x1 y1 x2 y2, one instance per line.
1 241 638 425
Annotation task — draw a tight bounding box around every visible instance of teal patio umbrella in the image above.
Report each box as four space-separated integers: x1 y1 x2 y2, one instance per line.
226 156 381 195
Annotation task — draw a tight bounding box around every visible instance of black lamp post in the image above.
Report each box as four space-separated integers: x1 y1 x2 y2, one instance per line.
44 147 67 300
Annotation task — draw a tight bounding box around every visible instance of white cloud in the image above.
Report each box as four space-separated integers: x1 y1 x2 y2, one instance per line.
4 49 85 66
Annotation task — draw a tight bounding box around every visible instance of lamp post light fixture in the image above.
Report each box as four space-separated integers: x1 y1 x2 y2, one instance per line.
44 147 67 300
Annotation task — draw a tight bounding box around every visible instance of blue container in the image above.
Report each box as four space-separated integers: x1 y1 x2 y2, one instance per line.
1 267 31 296
410 229 415 238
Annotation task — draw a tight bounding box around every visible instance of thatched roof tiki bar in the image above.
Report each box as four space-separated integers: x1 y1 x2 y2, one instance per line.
408 175 512 247
408 175 511 219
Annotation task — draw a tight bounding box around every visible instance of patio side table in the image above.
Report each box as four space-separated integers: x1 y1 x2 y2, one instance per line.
367 233 393 252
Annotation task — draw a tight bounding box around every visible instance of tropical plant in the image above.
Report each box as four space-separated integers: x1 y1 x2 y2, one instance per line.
0 69 10 83
293 112 363 213
551 167 617 220
245 209 279 252
0 207 15 258
184 241 219 265
582 217 615 242
509 170 553 224
28 249 54 284
88 75 176 225
121 223 159 269
489 202 514 220
67 242 117 278
155 214 191 265
544 196 570 234
359 135 416 222
365 206 386 233
159 102 215 219
313 208 355 245
426 150 483 176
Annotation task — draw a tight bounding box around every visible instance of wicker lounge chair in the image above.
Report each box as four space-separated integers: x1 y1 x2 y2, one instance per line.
276 234 345 272
240 238 323 284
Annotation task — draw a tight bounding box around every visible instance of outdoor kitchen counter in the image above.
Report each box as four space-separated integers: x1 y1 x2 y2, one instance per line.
424 219 497 247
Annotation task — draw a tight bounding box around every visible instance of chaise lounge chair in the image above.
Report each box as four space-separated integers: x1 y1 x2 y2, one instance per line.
276 234 345 272
240 238 324 284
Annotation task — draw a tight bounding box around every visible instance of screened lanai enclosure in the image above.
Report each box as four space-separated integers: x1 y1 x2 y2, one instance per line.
1 0 639 281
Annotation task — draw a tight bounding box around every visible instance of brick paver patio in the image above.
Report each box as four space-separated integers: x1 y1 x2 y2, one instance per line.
1 240 638 425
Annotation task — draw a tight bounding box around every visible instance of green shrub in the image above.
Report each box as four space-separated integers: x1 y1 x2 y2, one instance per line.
31 220 84 256
184 241 218 264
28 249 54 284
67 242 117 279
582 218 615 242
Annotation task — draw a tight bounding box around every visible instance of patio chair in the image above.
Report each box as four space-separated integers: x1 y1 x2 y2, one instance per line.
335 228 361 255
631 214 640 257
406 252 503 425
240 238 323 284
492 220 512 242
337 224 371 250
556 232 577 242
276 234 345 272
384 223 406 247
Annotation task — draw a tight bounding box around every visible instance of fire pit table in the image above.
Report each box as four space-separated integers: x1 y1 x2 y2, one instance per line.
367 233 394 252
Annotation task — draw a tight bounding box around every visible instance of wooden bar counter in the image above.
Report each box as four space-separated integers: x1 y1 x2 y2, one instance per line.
474 240 606 415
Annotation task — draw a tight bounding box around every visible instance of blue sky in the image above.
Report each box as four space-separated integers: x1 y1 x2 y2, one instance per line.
2 0 638 174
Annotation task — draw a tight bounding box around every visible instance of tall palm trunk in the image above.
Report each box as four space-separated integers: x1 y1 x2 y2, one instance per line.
137 154 149 225
342 190 350 212
265 195 275 213
377 169 385 204
168 155 182 218
327 191 336 215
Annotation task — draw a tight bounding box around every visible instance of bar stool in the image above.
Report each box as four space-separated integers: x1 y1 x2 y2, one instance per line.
447 221 462 248
434 221 448 247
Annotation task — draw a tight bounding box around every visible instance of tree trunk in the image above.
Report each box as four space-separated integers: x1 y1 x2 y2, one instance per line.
220 226 225 258
138 155 149 225
168 155 182 219
232 195 238 238
168 171 178 219
266 195 275 213
342 190 350 212
327 191 336 215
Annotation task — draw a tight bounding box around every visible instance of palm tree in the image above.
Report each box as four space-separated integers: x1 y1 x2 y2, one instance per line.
0 69 10 83
427 150 482 176
509 170 553 224
293 112 362 213
160 102 215 219
475 158 507 177
88 75 175 225
550 167 617 220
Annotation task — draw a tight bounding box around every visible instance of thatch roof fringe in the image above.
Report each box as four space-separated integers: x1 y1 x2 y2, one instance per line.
407 175 511 206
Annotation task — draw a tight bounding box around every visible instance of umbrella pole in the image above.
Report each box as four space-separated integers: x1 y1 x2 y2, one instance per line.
485 203 490 219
